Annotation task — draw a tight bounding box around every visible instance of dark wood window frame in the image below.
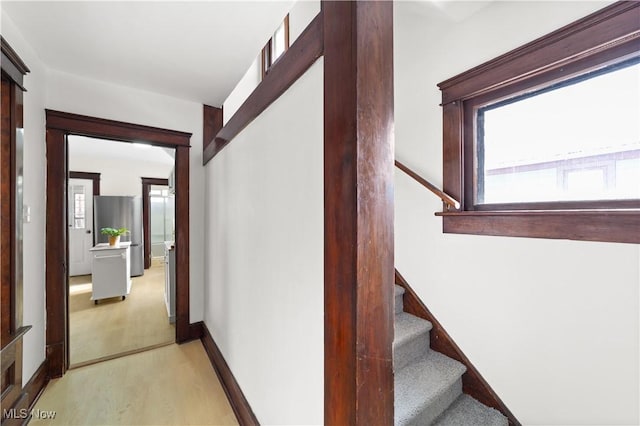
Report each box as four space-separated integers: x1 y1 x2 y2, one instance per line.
45 110 193 378
261 14 290 79
437 2 640 244
141 177 169 270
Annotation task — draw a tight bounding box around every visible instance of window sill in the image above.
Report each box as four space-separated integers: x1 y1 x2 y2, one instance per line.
435 209 640 244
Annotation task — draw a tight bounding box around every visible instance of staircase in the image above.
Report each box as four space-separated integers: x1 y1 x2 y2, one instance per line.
394 285 508 426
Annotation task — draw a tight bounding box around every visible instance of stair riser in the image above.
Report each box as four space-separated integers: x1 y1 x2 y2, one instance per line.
407 378 462 426
394 333 430 371
395 292 404 314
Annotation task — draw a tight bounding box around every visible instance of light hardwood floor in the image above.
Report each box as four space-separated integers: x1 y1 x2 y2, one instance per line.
69 264 175 366
31 341 239 426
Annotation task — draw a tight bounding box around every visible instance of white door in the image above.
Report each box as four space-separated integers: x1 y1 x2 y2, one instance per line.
68 178 93 276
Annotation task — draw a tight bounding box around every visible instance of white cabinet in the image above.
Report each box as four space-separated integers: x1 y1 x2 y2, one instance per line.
89 242 131 303
164 241 176 323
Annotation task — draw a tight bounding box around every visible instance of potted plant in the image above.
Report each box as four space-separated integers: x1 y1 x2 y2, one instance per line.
101 227 129 246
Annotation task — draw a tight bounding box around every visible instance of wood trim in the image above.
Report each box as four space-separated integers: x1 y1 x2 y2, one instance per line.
45 110 192 148
438 210 640 244
203 105 223 155
438 2 640 244
203 12 323 164
188 321 203 341
69 171 100 196
284 14 290 54
0 36 30 76
1 77 13 349
1 359 49 426
1 36 29 90
174 146 190 343
395 160 459 210
323 2 395 424
21 360 49 421
394 269 521 426
200 322 259 426
45 111 191 377
141 178 169 270
437 2 640 104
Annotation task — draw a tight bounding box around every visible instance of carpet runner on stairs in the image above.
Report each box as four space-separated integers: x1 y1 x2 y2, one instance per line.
394 285 508 426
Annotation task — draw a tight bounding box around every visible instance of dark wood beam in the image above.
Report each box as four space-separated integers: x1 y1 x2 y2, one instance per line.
203 105 223 155
323 2 395 424
203 12 323 164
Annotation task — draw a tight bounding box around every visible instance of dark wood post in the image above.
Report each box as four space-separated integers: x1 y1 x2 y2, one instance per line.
323 1 395 424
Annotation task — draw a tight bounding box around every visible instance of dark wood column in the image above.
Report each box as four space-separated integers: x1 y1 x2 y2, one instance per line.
323 1 395 425
45 128 68 378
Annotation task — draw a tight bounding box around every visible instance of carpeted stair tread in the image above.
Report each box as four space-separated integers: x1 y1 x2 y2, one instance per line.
394 312 432 370
395 285 406 314
394 312 432 346
432 394 508 426
395 350 466 426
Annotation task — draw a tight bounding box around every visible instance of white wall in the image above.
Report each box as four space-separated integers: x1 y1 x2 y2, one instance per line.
69 146 173 197
205 59 323 425
1 13 48 385
394 2 639 425
45 69 205 323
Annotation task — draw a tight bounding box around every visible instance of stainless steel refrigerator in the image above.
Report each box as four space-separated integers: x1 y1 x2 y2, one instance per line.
93 196 144 276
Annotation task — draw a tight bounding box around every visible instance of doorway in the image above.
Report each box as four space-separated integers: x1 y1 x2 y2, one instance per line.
45 110 193 377
66 137 177 367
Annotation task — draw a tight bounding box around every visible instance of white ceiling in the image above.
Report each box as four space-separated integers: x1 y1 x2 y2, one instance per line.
68 135 175 165
1 1 293 106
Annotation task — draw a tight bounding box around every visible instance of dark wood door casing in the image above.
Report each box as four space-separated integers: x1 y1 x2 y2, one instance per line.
45 110 192 378
141 177 169 270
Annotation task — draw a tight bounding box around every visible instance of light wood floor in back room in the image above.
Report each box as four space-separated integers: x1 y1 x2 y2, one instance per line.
69 263 175 366
31 341 239 426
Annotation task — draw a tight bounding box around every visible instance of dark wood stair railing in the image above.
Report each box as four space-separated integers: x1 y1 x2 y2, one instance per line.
395 160 460 210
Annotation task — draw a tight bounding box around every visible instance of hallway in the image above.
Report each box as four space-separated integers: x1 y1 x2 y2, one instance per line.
69 264 175 366
31 341 238 425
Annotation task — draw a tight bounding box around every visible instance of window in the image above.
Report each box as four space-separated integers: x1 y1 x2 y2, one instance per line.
261 14 290 78
476 59 639 205
71 185 86 229
437 3 640 243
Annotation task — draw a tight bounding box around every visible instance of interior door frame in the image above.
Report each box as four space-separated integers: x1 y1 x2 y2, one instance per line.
45 110 192 377
141 177 169 270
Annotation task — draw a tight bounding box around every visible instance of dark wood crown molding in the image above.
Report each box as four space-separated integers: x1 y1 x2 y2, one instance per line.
202 12 323 164
1 36 29 90
438 1 640 104
1 36 30 75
